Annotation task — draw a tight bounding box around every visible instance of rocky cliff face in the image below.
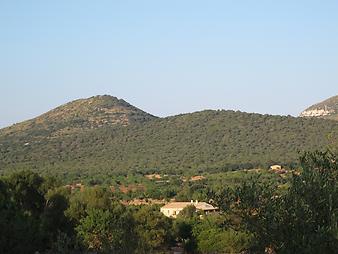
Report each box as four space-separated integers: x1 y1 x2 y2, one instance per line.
300 107 335 118
300 95 338 120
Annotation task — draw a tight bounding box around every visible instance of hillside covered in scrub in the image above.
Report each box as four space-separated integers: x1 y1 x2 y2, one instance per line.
0 95 156 138
0 95 337 181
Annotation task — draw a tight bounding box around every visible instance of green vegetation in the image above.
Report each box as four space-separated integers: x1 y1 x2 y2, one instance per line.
212 150 338 253
76 206 136 253
0 151 337 253
0 95 155 138
0 96 337 252
133 205 173 253
1 107 337 182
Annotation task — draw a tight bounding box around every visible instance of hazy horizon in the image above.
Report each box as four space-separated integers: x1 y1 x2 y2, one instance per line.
1 1 337 128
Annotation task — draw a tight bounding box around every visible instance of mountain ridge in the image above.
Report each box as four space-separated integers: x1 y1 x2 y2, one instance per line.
0 94 337 182
0 95 157 138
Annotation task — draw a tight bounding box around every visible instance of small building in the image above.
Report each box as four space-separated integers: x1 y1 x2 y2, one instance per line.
64 183 85 192
160 200 218 218
270 165 282 171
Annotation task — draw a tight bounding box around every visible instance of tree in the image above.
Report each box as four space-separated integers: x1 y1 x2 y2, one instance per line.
40 188 72 247
0 171 73 254
0 171 46 254
195 228 252 254
6 170 45 217
214 150 338 253
177 205 197 219
189 213 253 254
76 204 136 253
173 219 197 254
66 186 111 223
133 205 173 253
273 151 338 253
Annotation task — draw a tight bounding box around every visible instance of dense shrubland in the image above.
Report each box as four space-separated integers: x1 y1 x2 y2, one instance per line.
1 110 337 183
0 151 337 253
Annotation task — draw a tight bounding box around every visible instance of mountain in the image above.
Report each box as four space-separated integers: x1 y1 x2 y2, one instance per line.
300 95 338 120
1 96 337 182
0 95 156 139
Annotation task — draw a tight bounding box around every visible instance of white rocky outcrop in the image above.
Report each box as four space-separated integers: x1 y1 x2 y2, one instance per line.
300 107 335 118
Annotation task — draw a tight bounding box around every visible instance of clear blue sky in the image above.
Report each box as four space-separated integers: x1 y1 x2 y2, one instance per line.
1 0 337 128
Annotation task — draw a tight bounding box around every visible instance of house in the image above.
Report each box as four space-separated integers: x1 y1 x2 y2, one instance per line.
64 183 85 192
270 165 282 171
160 200 218 218
269 165 288 175
145 174 162 180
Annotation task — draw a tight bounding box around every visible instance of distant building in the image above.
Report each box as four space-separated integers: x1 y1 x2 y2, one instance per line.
64 183 85 192
145 174 162 180
160 200 218 218
270 165 288 175
270 165 282 171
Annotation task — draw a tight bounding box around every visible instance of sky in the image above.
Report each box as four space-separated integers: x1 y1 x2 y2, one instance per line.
1 0 337 128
